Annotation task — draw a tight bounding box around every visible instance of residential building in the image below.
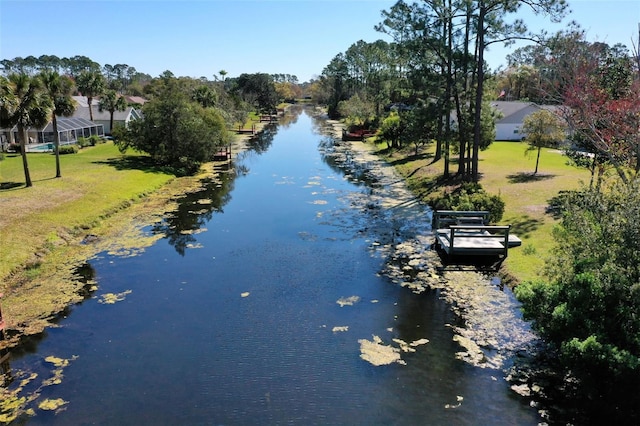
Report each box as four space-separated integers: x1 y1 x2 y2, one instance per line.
490 101 563 141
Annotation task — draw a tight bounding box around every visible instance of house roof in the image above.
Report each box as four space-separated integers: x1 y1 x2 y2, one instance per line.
490 101 535 121
490 101 563 124
2 117 102 133
73 105 139 122
124 96 148 105
72 95 98 107
41 117 102 132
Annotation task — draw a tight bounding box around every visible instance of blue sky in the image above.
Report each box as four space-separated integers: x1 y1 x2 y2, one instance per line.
1 0 638 82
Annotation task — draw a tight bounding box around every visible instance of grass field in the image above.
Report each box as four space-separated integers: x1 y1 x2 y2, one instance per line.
379 140 592 283
0 142 175 280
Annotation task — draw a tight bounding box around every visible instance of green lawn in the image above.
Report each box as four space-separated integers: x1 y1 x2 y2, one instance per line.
0 142 175 280
378 140 592 283
479 142 591 282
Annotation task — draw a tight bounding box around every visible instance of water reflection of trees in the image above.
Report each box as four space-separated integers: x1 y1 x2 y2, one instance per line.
277 104 304 129
319 138 379 188
152 170 235 256
246 123 278 154
155 106 305 256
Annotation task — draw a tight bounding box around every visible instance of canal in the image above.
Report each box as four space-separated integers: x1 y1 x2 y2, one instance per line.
3 107 541 425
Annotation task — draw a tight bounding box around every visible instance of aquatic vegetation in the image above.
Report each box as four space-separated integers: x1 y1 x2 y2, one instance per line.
336 295 360 307
0 393 31 423
180 228 207 235
38 398 67 411
98 290 132 304
297 231 318 241
44 356 75 368
358 335 403 366
358 335 429 366
0 355 77 423
444 395 464 409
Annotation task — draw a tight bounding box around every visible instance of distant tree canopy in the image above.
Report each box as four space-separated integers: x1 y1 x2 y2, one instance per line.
232 73 279 114
319 0 568 182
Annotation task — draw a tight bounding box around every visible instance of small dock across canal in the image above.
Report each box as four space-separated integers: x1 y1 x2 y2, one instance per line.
433 210 521 259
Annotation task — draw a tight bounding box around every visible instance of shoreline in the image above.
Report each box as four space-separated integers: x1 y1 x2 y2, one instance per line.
0 118 270 350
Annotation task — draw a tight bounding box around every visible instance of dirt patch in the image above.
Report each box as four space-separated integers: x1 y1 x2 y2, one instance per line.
0 188 84 229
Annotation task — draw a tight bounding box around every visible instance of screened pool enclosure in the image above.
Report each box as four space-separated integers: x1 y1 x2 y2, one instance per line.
0 117 105 152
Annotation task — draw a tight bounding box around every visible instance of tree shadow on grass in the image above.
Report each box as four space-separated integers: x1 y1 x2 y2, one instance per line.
389 152 434 178
0 182 24 191
389 152 433 167
507 172 556 183
507 214 543 239
93 156 173 174
546 190 581 220
1 177 58 192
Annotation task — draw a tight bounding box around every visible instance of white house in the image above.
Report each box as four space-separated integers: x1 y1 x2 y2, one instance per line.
490 101 562 141
72 96 143 134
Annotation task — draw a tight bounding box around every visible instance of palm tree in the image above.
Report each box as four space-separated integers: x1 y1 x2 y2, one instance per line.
40 70 76 178
192 85 217 108
76 70 105 121
99 89 127 134
0 74 52 187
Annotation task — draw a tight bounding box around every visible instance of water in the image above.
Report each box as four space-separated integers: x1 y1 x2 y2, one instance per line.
3 109 541 425
25 142 76 153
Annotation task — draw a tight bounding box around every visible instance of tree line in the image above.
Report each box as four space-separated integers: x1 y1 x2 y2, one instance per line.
311 0 568 182
1 54 304 183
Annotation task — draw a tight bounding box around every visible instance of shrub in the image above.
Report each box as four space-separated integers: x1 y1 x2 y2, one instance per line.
516 181 640 417
77 137 90 148
431 182 505 223
89 135 102 145
59 145 78 154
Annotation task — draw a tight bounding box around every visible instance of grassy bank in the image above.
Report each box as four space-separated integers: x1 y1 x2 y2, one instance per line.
0 143 190 342
376 141 592 283
0 122 264 344
0 143 174 280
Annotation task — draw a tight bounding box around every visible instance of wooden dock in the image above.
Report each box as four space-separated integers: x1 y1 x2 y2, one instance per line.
433 210 490 228
433 210 521 259
237 124 256 134
213 144 232 161
259 115 278 122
